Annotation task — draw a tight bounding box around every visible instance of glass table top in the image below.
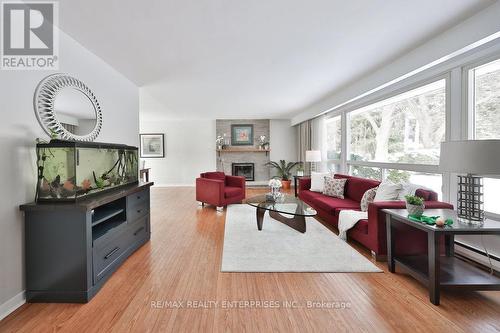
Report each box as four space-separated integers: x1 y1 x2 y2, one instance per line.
246 194 317 217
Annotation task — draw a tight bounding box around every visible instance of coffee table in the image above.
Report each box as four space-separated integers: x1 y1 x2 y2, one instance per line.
246 194 317 233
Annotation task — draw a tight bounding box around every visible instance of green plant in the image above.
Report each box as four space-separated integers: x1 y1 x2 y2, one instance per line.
265 160 300 181
296 162 304 172
405 194 424 206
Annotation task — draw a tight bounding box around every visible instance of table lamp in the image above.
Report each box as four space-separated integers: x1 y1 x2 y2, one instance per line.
439 140 500 224
305 150 321 172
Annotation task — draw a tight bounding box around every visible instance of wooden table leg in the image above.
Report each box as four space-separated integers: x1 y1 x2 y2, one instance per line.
445 234 454 257
256 206 266 231
294 177 298 197
386 214 395 273
428 232 441 305
269 211 306 233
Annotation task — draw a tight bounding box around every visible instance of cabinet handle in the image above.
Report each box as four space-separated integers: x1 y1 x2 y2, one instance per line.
104 247 120 259
137 196 141 199
134 226 145 236
137 209 142 213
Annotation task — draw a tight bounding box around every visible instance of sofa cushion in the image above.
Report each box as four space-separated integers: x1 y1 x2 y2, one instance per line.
415 188 438 201
342 175 380 202
360 187 378 212
323 176 347 199
299 190 325 205
374 180 402 201
313 196 360 215
351 218 369 235
310 172 330 192
225 186 242 198
203 172 225 182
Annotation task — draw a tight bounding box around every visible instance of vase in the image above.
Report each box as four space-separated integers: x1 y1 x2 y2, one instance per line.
271 186 280 195
281 180 291 190
406 203 425 217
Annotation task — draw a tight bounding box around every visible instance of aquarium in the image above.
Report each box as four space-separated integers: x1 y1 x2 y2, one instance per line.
36 140 138 202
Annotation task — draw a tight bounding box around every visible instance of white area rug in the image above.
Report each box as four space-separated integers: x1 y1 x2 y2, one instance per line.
221 205 382 273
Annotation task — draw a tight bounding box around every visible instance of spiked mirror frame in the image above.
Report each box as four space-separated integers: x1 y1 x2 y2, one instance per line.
34 73 103 142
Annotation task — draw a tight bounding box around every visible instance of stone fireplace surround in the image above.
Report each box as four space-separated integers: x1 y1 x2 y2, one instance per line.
216 119 270 185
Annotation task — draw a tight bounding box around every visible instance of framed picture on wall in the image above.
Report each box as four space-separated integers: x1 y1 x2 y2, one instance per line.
231 124 254 146
140 133 165 158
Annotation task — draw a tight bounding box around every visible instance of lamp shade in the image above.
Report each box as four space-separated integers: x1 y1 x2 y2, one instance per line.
439 140 500 175
305 150 321 162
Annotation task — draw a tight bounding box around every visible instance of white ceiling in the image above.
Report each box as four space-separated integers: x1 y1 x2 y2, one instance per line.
58 0 494 120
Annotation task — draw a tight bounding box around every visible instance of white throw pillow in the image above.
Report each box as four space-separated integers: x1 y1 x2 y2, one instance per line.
310 172 330 192
397 182 430 200
374 180 402 202
360 187 378 212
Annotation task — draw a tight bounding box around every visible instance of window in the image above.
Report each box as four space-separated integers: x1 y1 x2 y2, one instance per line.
469 58 500 217
386 169 442 199
325 116 341 160
484 178 500 215
325 115 341 172
471 58 500 139
349 165 381 180
348 80 446 165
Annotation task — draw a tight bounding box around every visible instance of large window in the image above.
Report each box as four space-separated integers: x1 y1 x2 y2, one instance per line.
469 58 500 217
348 80 446 165
325 115 341 172
471 58 500 140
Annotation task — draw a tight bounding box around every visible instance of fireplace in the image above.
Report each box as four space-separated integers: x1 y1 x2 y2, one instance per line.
232 163 255 181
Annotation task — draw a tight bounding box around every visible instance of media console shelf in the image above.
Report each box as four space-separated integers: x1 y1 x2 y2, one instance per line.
20 182 153 303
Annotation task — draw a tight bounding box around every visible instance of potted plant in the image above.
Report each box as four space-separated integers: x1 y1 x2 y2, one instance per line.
265 160 300 190
405 194 425 217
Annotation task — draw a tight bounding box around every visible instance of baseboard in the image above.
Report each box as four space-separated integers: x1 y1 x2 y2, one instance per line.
0 291 26 321
455 242 500 272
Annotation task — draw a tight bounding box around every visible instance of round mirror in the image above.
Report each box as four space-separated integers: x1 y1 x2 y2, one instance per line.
34 74 102 141
53 87 97 136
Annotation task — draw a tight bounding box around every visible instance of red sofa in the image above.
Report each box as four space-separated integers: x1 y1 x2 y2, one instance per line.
196 172 246 210
298 174 453 259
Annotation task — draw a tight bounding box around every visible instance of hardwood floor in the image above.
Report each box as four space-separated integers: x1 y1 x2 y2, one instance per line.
1 187 499 332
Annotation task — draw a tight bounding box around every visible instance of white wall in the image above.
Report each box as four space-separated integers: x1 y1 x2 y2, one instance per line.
0 30 139 319
139 118 298 186
139 119 216 186
269 120 298 178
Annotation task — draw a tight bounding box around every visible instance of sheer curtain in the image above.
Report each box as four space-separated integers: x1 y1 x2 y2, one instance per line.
311 115 327 172
297 120 312 175
296 115 327 174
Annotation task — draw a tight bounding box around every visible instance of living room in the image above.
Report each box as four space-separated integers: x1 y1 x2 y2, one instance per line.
1 1 500 332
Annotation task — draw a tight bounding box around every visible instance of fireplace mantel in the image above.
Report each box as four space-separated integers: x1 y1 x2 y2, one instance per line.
217 148 270 157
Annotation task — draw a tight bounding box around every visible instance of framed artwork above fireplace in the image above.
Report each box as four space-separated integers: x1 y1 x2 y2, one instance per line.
231 124 254 146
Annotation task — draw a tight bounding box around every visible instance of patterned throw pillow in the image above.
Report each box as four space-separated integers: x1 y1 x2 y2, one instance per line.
360 187 378 212
322 176 347 199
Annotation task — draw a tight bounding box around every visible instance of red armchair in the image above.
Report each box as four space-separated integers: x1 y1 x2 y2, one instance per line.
196 172 246 210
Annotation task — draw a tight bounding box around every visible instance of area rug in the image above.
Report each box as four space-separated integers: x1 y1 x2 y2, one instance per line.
221 204 382 273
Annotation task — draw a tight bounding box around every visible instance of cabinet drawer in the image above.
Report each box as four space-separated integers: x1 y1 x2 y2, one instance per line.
128 200 149 222
128 215 149 245
93 228 129 282
127 189 149 207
